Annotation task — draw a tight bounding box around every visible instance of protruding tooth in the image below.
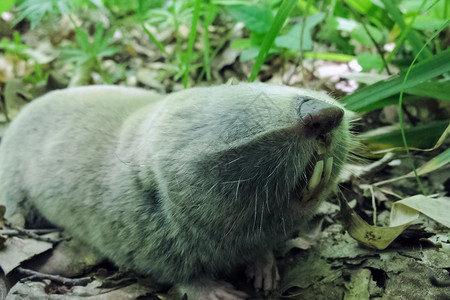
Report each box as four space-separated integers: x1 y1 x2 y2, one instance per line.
308 160 324 191
323 157 333 184
317 144 326 155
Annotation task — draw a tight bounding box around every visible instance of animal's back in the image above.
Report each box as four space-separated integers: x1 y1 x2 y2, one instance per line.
0 85 161 227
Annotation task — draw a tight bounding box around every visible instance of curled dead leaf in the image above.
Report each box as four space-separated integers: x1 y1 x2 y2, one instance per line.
339 194 450 250
338 197 411 250
0 205 5 229
0 235 6 250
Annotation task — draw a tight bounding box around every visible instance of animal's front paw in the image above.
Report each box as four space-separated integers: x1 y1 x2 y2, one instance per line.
178 279 247 300
245 252 280 293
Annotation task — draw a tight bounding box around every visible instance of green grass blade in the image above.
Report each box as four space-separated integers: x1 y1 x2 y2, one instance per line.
142 24 168 55
341 48 450 112
93 22 104 52
397 19 450 194
202 20 212 81
249 0 297 82
380 0 432 61
412 148 450 176
360 120 449 152
183 0 202 88
405 80 450 102
201 4 218 81
304 52 355 62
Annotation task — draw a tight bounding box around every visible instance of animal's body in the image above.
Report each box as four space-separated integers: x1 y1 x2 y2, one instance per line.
0 83 352 299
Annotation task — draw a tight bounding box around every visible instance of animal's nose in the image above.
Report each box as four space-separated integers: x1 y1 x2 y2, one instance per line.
294 97 344 138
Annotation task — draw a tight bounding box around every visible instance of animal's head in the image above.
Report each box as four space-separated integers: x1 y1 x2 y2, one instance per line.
151 83 354 239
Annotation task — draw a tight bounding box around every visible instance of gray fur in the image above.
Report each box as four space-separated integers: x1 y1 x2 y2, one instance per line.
0 83 351 288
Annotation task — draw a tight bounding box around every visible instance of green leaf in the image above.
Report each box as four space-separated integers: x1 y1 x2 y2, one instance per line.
406 81 450 102
340 72 388 85
350 24 383 46
97 47 119 59
380 0 432 61
230 39 252 50
59 48 91 64
413 18 449 30
360 120 449 152
213 0 261 5
332 17 383 47
201 3 218 81
0 0 15 13
341 48 450 112
341 78 450 111
249 0 297 82
274 13 325 51
75 27 91 51
413 148 450 177
100 29 115 51
59 23 118 67
344 0 372 14
14 0 72 29
16 0 52 29
226 3 273 34
142 24 167 55
391 195 450 229
239 46 261 62
338 197 411 250
56 0 71 14
350 94 421 113
356 53 384 70
0 34 30 58
304 52 355 62
334 17 359 32
93 22 104 52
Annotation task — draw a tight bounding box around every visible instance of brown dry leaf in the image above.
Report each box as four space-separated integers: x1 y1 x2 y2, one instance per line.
0 206 6 250
0 205 5 229
28 238 105 278
49 15 76 46
0 271 7 300
390 195 450 228
137 68 166 91
284 219 324 253
0 56 14 84
4 79 31 120
339 194 450 250
6 278 158 299
342 268 371 300
280 252 343 299
317 200 340 215
0 236 6 251
285 237 314 251
212 47 241 71
363 250 450 299
23 42 57 65
0 236 54 274
338 197 411 250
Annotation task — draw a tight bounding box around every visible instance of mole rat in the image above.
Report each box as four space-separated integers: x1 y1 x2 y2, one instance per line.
0 82 352 299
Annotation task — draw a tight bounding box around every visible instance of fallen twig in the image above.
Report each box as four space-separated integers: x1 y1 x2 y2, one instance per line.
17 267 93 286
2 228 63 243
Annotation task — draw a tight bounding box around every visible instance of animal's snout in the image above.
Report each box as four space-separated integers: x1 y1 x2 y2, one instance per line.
294 97 344 138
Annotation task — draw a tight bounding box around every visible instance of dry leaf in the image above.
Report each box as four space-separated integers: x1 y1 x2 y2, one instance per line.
339 194 450 250
0 236 54 274
0 205 5 229
390 195 450 228
6 278 157 299
339 198 411 250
